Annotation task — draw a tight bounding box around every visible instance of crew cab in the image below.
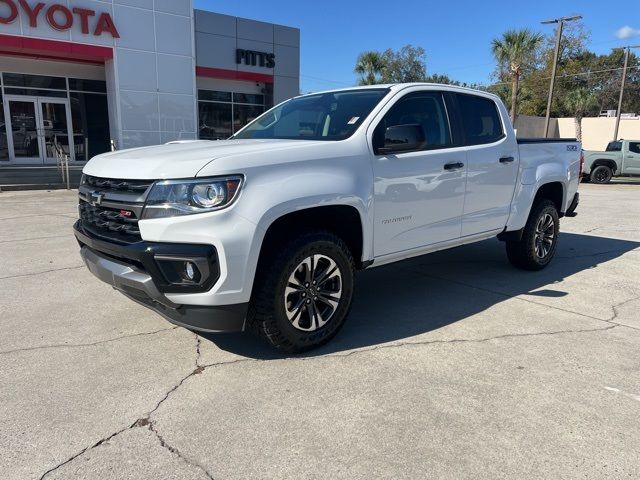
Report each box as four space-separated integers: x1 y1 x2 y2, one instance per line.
583 139 640 183
74 84 581 352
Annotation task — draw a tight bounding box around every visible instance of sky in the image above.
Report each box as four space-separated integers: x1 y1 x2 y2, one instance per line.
194 0 640 93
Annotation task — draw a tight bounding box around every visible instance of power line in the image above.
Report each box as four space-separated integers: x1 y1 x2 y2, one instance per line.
483 64 640 88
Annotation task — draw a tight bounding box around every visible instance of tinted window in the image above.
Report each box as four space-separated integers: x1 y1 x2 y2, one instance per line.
199 102 232 140
3 73 66 90
234 104 264 132
233 93 264 105
70 93 111 161
456 94 504 145
68 78 107 93
606 141 622 152
199 90 232 102
628 142 640 154
375 91 451 150
234 89 389 141
0 99 7 161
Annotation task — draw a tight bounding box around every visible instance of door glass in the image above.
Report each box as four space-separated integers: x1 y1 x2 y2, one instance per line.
0 100 9 161
70 92 111 161
456 94 504 145
9 100 40 158
40 102 70 159
629 142 640 154
375 91 452 150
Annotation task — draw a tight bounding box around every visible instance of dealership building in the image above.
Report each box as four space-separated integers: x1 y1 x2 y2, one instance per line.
0 0 300 186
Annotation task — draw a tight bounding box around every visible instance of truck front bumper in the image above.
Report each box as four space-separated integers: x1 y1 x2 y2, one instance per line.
74 222 248 333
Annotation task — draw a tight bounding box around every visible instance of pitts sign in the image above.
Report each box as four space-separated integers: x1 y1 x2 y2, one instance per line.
236 49 275 68
0 0 120 38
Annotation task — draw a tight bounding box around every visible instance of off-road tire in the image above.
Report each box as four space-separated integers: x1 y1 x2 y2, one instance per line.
591 165 613 184
247 231 355 353
506 200 560 271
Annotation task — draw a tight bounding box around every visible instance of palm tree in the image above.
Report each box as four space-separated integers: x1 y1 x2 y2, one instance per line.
354 51 385 85
491 29 544 123
563 88 597 142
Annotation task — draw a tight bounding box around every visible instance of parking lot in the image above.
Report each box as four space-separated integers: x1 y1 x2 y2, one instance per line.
1 182 639 479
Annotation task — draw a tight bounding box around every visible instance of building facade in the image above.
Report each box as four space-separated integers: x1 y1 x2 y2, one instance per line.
0 0 299 179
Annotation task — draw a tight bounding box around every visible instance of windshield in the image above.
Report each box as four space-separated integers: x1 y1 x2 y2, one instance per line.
233 88 390 141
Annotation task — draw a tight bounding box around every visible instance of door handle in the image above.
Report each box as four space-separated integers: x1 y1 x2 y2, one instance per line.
500 156 515 163
444 162 465 170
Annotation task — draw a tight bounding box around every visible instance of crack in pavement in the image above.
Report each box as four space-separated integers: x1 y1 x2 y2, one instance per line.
556 247 640 259
38 332 216 480
39 424 134 480
146 420 215 480
316 324 621 360
0 327 179 356
35 321 626 479
0 265 84 281
411 267 640 331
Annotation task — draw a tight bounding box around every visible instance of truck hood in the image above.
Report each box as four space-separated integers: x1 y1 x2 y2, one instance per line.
82 139 326 179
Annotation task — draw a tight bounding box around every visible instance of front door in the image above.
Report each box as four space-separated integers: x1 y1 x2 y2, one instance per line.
372 90 468 257
4 96 74 165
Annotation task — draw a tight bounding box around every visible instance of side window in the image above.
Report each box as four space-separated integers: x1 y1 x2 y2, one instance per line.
628 142 640 154
456 94 504 146
606 141 622 152
375 92 452 151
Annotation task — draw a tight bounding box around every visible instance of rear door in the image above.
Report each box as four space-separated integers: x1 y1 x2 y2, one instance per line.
452 93 520 237
624 141 640 175
371 90 468 256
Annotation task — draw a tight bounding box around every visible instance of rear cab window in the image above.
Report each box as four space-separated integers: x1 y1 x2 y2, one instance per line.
606 141 622 152
455 93 505 146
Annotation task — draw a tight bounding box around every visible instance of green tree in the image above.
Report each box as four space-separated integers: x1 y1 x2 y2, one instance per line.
563 88 598 141
354 51 385 85
380 45 428 83
425 73 461 85
491 29 544 122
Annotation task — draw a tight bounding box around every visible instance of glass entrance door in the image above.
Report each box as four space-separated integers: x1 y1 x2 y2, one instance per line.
3 96 74 165
6 99 40 164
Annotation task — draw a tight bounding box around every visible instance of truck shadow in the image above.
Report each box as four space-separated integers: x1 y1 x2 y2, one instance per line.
201 232 639 359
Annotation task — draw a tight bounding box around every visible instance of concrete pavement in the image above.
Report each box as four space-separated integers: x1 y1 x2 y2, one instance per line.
1 183 639 479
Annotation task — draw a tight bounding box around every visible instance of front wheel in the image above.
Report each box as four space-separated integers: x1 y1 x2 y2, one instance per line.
506 200 560 271
248 231 355 353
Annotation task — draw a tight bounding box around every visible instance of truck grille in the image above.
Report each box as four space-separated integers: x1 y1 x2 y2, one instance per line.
79 201 142 243
83 175 153 194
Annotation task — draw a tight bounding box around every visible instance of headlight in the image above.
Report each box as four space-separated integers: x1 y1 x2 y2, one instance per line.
142 176 243 219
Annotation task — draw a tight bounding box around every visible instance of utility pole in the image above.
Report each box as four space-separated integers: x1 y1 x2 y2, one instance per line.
541 15 582 138
613 45 640 141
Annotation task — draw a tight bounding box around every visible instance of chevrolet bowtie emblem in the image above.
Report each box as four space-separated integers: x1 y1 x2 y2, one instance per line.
89 191 105 207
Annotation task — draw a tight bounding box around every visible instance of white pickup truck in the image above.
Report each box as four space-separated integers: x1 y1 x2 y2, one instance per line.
74 84 581 352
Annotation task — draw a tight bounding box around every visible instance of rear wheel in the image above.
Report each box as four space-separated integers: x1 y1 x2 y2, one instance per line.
591 165 613 184
506 200 560 271
248 231 355 353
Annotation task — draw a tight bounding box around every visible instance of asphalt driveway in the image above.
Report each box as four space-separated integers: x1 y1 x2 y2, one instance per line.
1 182 639 479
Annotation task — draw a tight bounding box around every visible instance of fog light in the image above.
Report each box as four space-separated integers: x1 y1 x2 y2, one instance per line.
185 262 196 281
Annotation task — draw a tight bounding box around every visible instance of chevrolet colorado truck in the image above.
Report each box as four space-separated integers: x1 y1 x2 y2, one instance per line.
74 84 581 352
583 139 640 183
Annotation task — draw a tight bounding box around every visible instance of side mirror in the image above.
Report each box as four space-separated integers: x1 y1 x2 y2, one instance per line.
377 124 425 155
